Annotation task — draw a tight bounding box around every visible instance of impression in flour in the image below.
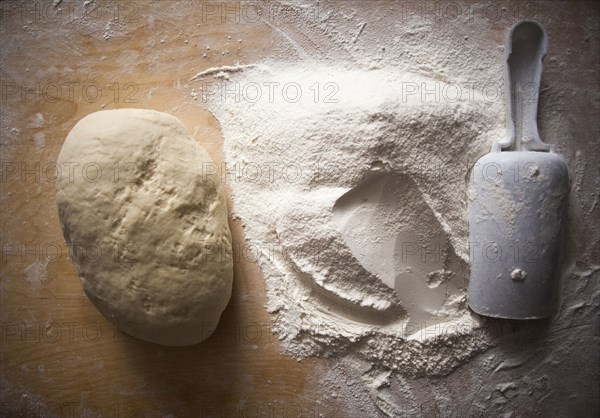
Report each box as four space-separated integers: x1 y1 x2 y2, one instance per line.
205 64 500 372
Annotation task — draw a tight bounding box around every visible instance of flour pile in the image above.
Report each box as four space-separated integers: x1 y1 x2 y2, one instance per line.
205 63 507 376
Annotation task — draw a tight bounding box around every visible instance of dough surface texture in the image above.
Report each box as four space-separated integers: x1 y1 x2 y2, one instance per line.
56 109 233 346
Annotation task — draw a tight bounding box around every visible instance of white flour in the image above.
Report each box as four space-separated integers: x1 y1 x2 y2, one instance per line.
205 63 506 374
191 2 598 416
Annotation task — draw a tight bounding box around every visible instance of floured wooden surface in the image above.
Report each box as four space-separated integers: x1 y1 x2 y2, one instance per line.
0 2 339 416
1 1 598 417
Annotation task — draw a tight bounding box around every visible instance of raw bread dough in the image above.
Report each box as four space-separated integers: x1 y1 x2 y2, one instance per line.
56 109 233 346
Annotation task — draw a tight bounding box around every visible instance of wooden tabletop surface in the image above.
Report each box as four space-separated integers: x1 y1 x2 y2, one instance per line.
2 1 599 417
1 2 341 416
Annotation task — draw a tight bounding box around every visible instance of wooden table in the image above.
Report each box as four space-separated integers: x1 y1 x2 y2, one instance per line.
2 1 599 417
1 2 340 416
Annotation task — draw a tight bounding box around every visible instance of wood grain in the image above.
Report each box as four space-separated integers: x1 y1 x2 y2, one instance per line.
0 2 340 416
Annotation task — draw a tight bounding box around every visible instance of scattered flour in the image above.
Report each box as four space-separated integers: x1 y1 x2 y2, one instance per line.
0 0 596 415
205 62 506 380
23 259 50 290
189 65 257 82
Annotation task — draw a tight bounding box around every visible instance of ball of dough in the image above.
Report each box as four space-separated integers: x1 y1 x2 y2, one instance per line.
56 109 233 346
